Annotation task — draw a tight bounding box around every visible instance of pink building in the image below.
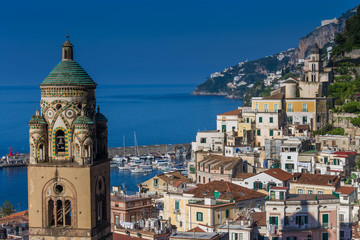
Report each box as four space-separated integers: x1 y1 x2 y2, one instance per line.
265 187 341 240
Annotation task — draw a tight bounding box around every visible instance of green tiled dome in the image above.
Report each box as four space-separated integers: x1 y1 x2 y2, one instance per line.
74 115 94 125
96 112 108 122
29 115 47 125
41 60 96 86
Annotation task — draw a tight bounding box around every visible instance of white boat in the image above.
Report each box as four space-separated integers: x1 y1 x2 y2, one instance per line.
139 164 153 169
118 165 129 170
110 161 118 168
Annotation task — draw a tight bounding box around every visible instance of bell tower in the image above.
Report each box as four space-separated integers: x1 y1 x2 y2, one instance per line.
28 37 112 239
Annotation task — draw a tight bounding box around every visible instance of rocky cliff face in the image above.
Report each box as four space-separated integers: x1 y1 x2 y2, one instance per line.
294 6 356 61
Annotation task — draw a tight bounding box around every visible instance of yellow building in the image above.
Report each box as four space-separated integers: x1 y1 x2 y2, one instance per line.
285 98 330 130
162 181 266 232
289 173 340 195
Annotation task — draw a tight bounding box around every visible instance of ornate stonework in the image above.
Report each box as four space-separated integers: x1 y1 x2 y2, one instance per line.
27 38 112 240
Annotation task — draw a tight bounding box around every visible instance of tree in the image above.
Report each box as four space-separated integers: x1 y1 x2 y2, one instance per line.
0 200 15 217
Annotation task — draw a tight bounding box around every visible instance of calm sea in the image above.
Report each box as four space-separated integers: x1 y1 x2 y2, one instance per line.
0 84 242 210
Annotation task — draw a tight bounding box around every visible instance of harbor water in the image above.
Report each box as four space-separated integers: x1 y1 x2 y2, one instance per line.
0 84 242 210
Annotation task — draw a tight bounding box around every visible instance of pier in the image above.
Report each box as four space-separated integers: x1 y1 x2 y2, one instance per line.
108 143 191 157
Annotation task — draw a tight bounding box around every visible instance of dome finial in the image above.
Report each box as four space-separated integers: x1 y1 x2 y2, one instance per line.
36 108 39 116
97 106 100 113
62 34 73 61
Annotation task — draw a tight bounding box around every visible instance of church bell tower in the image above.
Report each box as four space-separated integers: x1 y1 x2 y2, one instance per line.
28 37 112 239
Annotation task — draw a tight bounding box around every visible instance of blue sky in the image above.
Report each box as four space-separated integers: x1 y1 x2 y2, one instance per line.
0 0 358 86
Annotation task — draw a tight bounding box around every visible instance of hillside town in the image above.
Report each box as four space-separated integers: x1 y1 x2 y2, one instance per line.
1 5 360 240
109 44 360 240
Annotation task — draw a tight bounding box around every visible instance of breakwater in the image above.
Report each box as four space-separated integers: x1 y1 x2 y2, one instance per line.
108 143 191 157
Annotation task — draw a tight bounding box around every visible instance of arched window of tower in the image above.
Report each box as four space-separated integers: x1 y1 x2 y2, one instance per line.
55 130 65 154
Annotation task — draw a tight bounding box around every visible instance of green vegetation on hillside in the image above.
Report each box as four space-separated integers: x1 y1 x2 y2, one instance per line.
333 6 360 56
194 52 292 97
313 124 345 136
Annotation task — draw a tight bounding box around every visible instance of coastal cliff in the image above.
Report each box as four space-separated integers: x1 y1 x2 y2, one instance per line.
193 6 357 100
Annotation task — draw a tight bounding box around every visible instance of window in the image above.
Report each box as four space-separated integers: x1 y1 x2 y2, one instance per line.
308 190 313 194
232 233 243 240
287 156 291 160
259 117 263 123
318 191 323 194
317 116 320 123
286 237 297 240
302 116 307 124
308 235 312 240
298 189 303 194
196 212 203 221
324 157 328 164
246 118 249 123
296 215 308 226
257 129 261 136
55 130 65 154
270 130 273 136
115 215 119 225
270 191 275 199
269 216 278 226
340 231 345 240
333 159 339 165
264 104 269 112
175 200 180 210
288 116 293 124
232 126 235 130
253 181 263 190
274 104 279 112
226 209 229 218
288 103 293 112
222 125 226 133
154 179 158 187
200 138 206 143
322 214 329 228
322 232 329 240
270 117 273 123
255 103 259 111
280 192 285 200
339 214 344 223
302 103 308 112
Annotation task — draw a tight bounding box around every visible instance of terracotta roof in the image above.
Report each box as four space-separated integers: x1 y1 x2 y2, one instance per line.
184 181 266 201
218 109 241 116
333 151 358 157
234 173 257 179
173 180 183 188
0 210 28 224
335 186 357 195
271 186 288 190
187 226 206 232
113 233 142 240
286 194 338 201
263 168 293 181
156 171 192 186
290 173 340 186
295 125 310 130
263 93 284 100
200 154 242 171
252 212 266 226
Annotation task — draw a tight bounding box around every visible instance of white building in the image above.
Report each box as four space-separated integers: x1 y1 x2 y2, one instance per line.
216 109 242 133
280 137 311 173
233 168 293 191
